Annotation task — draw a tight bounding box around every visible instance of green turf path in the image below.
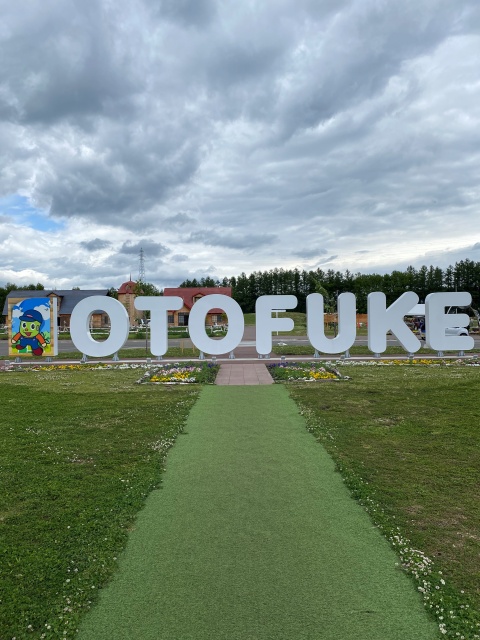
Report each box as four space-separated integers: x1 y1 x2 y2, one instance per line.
78 386 437 640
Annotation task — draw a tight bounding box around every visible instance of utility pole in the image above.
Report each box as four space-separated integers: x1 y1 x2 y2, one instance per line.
138 248 148 352
139 247 145 283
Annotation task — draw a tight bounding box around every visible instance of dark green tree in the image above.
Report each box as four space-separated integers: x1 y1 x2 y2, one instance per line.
135 281 162 296
0 282 45 322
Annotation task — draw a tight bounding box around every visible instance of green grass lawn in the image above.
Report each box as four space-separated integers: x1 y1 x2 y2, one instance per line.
286 364 480 639
0 346 201 361
0 368 199 639
2 365 480 638
244 311 308 335
273 344 474 357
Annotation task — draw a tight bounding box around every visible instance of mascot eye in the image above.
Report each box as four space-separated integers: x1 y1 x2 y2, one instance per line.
30 323 37 331
22 322 27 329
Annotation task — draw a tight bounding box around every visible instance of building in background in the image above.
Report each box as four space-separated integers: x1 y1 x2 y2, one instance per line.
163 287 232 327
3 283 234 332
2 289 110 331
117 279 143 327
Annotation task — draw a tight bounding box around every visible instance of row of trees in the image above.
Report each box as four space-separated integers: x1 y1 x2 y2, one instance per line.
179 260 480 313
2 259 479 320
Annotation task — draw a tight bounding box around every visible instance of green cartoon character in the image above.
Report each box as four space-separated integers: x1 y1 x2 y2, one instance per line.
12 309 48 355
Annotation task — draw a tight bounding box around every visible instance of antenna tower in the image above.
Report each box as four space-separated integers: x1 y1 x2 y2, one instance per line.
138 247 145 282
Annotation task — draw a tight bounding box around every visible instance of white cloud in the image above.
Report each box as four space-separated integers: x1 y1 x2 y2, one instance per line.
34 303 51 321
0 0 479 289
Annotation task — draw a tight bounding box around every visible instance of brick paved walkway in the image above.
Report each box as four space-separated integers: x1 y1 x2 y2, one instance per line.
215 363 274 385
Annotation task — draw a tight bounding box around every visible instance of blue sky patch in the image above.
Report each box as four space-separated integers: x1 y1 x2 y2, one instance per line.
0 194 65 232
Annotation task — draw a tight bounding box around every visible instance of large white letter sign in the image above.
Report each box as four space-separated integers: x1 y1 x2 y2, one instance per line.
307 293 356 354
368 291 421 354
256 295 297 355
134 296 183 357
70 296 129 357
188 294 244 355
425 292 474 351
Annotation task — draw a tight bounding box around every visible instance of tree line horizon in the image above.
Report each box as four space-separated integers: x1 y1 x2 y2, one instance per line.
1 259 479 319
178 259 480 314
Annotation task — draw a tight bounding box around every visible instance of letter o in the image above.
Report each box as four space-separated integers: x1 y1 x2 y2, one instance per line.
70 296 130 357
189 294 244 355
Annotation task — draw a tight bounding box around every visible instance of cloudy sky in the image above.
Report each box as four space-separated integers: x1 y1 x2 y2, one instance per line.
1 0 480 291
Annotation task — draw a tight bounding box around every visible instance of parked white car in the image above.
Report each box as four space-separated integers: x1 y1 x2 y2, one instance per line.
409 304 470 339
417 325 469 339
444 326 469 336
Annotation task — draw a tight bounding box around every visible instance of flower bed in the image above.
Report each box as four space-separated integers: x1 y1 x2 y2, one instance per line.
138 362 219 385
267 361 349 382
1 362 149 373
267 356 480 382
335 357 480 368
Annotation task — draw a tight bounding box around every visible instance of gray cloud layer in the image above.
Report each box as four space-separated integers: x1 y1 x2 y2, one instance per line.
1 0 480 288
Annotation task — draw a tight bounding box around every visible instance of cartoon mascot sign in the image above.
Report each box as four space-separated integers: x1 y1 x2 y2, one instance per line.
8 297 58 357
